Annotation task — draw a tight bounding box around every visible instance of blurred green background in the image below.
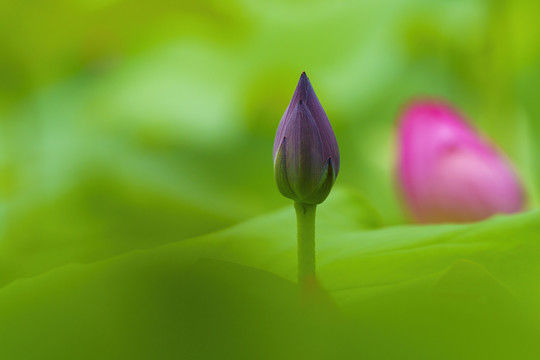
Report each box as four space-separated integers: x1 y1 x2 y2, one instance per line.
2 0 540 359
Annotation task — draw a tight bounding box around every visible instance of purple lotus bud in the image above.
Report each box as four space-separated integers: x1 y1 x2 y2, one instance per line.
397 100 525 223
273 72 340 204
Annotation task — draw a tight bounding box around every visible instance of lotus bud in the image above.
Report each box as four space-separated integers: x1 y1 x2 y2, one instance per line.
397 100 525 223
273 72 340 204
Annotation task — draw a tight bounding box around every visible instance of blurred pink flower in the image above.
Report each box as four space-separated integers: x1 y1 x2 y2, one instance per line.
397 100 525 223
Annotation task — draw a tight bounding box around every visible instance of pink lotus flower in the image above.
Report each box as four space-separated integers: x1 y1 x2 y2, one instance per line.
397 100 525 223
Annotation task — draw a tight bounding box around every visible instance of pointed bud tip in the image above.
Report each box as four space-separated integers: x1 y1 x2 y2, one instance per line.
297 72 310 98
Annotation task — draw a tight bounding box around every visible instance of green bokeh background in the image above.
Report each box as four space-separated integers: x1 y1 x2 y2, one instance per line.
2 0 540 359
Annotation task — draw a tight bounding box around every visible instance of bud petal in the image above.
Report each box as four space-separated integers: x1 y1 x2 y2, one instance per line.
274 138 296 200
397 100 525 223
302 158 337 204
282 100 325 199
273 72 340 204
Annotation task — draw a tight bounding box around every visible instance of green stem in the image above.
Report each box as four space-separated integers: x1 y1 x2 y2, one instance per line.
294 202 317 287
